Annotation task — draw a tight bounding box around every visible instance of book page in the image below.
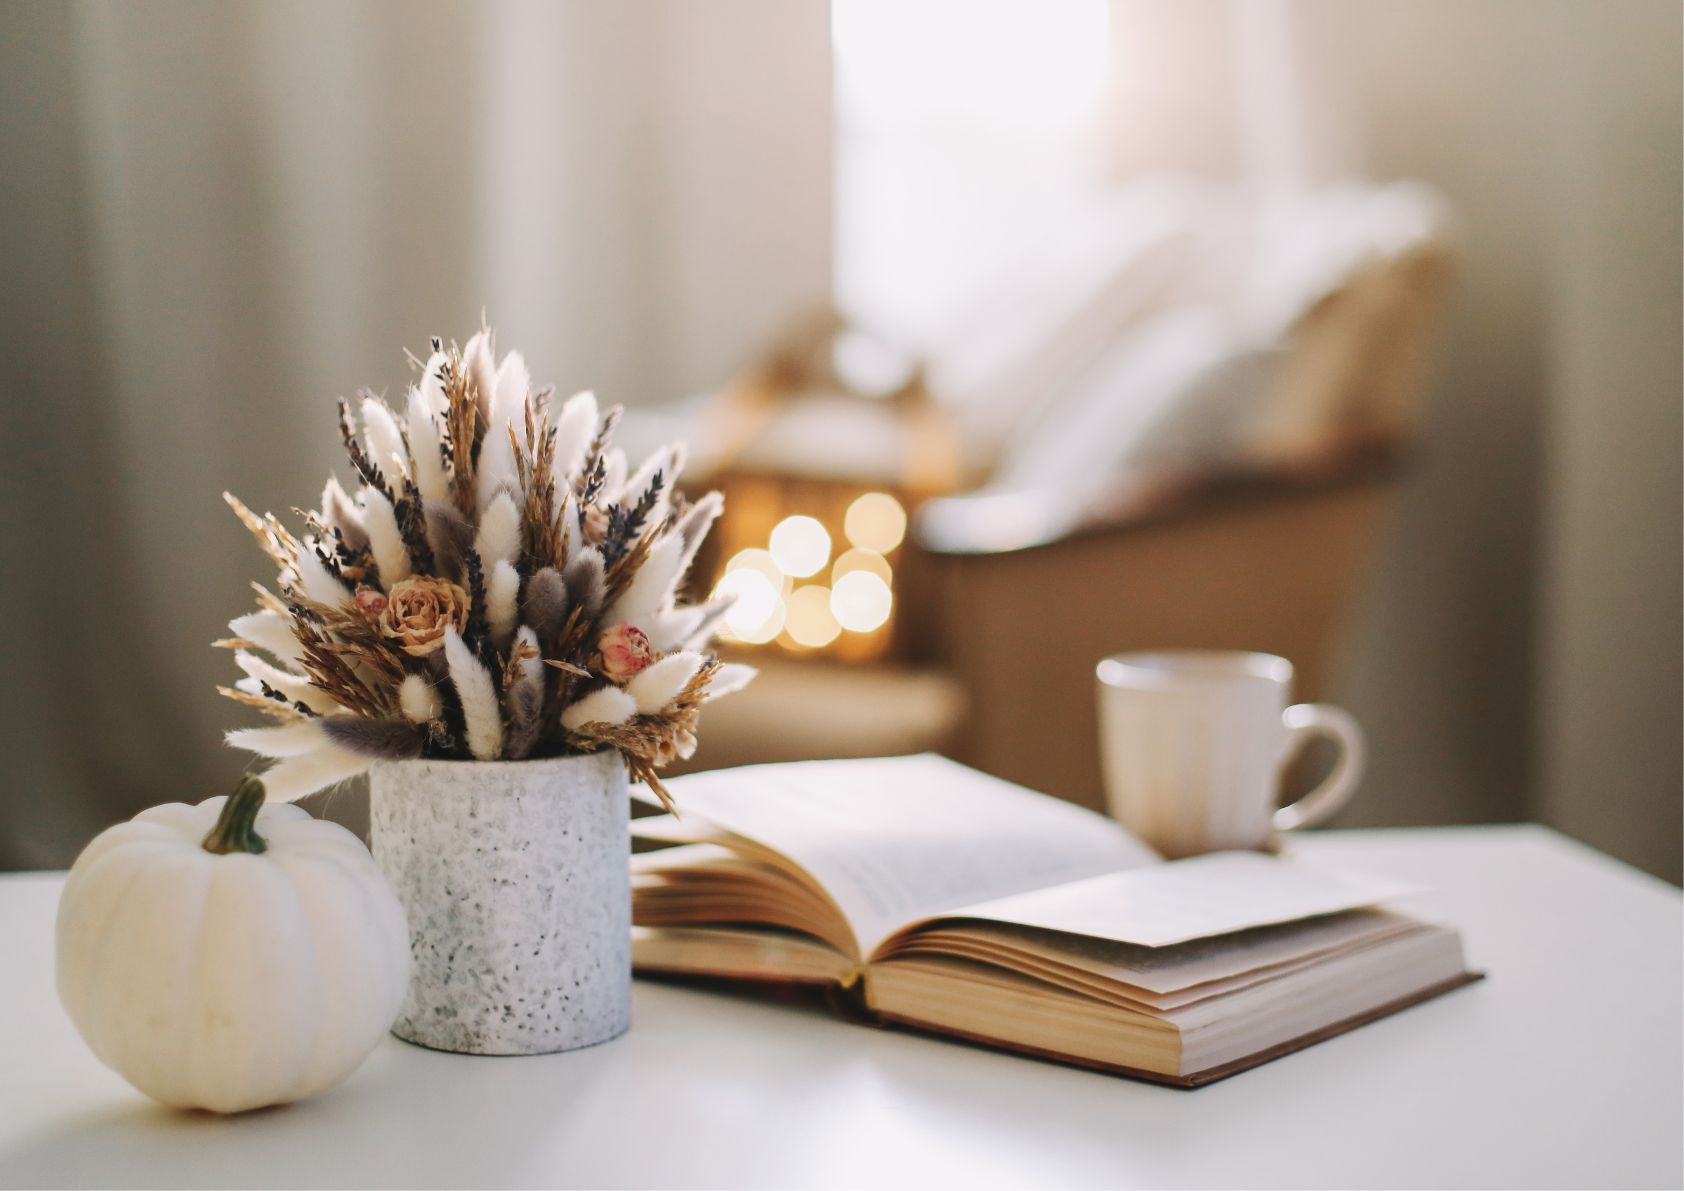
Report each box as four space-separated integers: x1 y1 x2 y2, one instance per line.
658 755 1160 955
921 852 1417 951
901 909 1420 997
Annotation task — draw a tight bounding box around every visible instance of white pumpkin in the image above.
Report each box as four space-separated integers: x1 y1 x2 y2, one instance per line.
55 777 409 1113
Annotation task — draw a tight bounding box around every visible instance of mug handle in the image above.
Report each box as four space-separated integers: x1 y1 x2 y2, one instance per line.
1272 703 1366 832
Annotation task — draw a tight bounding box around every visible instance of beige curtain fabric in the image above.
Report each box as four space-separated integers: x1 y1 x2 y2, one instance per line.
0 0 832 868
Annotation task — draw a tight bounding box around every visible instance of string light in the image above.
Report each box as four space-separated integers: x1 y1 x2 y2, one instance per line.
715 568 783 643
830 570 893 632
716 492 909 654
768 516 832 578
843 492 907 553
725 547 788 590
784 585 842 648
832 547 893 586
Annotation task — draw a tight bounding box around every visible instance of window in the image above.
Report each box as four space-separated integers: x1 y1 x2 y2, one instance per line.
831 0 1112 347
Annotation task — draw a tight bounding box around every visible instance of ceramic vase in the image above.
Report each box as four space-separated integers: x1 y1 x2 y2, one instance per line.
368 750 631 1056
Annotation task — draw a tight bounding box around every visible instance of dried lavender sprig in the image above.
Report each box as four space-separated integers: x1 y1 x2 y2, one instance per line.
575 406 622 504
338 399 390 500
393 477 435 573
602 469 663 566
462 547 498 683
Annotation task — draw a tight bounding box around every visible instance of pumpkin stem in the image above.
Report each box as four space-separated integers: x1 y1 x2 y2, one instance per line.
202 774 269 855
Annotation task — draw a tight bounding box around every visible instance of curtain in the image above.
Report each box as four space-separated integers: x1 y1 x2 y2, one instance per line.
0 0 832 867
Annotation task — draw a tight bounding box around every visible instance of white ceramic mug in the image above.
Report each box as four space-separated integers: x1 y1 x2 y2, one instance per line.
1095 650 1365 857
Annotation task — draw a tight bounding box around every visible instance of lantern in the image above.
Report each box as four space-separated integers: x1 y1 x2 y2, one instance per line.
686 310 958 663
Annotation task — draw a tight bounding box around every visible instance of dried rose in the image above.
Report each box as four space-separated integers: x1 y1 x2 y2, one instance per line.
597 623 654 683
354 588 388 617
380 575 469 657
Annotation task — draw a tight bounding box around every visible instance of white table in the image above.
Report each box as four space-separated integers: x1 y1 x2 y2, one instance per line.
1 826 1678 1189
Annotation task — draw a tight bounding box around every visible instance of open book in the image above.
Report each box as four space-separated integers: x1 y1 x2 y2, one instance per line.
632 755 1477 1087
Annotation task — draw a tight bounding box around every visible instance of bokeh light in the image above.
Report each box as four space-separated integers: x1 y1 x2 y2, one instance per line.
769 515 832 578
715 568 782 641
832 547 893 586
730 597 787 645
843 492 907 553
725 547 787 589
784 585 842 647
830 570 894 632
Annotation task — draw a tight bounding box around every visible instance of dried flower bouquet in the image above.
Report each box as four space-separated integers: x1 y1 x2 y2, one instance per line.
219 329 753 810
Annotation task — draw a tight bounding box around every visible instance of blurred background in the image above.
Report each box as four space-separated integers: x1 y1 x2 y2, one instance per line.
2 0 1678 881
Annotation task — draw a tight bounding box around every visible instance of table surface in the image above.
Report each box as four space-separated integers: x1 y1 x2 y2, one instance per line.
1 825 1679 1190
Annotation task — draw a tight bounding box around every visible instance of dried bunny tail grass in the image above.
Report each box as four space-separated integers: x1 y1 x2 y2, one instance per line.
476 491 521 569
443 625 503 760
226 719 327 758
475 352 527 514
407 386 451 504
569 659 719 815
321 475 368 551
475 408 519 517
563 547 606 626
521 566 568 641
360 486 411 585
398 673 443 723
600 448 627 504
706 661 757 699
234 651 339 714
644 604 701 653
681 596 737 652
566 490 586 566
606 531 683 628
502 627 546 760
487 559 520 647
551 390 598 489
360 393 408 478
318 714 424 761
426 499 474 582
258 741 371 804
494 350 530 437
674 491 722 576
559 685 637 732
294 542 352 608
227 610 305 665
416 347 450 415
462 329 498 427
625 651 704 714
224 492 301 571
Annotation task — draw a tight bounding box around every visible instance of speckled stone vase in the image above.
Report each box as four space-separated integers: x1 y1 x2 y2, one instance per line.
368 751 631 1056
